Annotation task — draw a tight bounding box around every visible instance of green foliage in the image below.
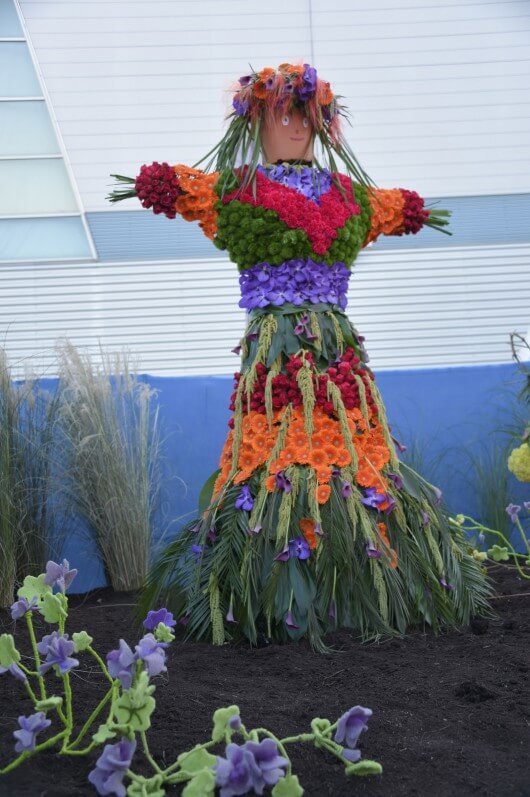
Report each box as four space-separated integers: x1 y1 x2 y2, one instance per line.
114 671 156 732
272 775 305 797
0 634 21 668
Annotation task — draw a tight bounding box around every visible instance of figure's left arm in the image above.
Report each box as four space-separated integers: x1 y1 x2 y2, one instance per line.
362 186 451 246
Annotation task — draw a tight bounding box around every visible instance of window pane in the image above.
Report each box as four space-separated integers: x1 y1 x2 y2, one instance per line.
0 159 78 214
0 217 92 261
0 43 40 96
0 1 22 37
0 101 59 155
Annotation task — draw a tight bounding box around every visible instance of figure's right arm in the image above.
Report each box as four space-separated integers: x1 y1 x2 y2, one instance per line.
108 162 220 240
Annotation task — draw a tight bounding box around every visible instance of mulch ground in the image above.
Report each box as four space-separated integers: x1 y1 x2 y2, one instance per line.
1 564 529 797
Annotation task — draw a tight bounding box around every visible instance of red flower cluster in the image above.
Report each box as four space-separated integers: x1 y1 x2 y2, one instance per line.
224 171 360 255
135 162 181 219
229 348 376 422
400 189 429 234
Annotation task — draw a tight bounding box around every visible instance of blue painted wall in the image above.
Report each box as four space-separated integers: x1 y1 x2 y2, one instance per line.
64 361 526 593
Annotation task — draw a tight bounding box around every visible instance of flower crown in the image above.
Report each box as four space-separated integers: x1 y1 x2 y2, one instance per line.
232 62 340 141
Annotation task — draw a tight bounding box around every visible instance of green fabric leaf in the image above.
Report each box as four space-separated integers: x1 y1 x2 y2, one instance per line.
35 696 63 713
17 574 51 603
199 469 221 514
114 671 156 732
211 705 240 742
345 759 383 777
154 623 174 643
488 544 510 562
272 775 304 797
72 631 93 652
0 634 21 667
92 724 117 744
40 592 68 624
177 745 217 775
181 769 215 797
127 774 165 797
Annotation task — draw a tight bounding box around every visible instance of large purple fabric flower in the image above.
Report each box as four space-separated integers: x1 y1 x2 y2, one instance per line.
0 662 27 682
13 712 51 753
88 737 136 797
106 640 136 689
142 608 176 631
44 559 77 592
37 632 79 676
334 706 372 750
288 537 311 560
10 595 38 621
239 258 350 311
134 634 167 678
506 503 521 522
215 739 288 797
235 485 254 512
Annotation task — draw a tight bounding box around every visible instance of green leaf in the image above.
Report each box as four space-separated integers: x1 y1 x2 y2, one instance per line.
488 544 510 562
288 559 317 613
0 634 21 668
177 745 217 775
272 775 304 797
127 775 165 797
153 623 174 644
92 724 117 744
345 759 383 777
398 463 422 501
198 469 221 514
72 631 94 652
211 705 240 743
17 574 51 603
35 696 63 713
181 769 216 797
40 592 68 624
114 671 156 732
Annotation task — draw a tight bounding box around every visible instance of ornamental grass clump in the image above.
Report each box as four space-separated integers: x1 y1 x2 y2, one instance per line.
0 562 382 796
58 342 161 592
0 349 61 607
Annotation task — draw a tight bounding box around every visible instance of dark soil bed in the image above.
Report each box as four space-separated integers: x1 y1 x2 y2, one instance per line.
1 565 529 797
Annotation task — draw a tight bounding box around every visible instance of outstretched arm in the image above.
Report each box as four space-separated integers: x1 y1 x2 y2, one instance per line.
363 186 450 246
108 162 220 240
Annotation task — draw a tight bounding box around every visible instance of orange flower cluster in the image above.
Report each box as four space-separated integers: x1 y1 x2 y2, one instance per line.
377 522 398 568
299 518 319 549
212 405 392 507
364 188 405 245
174 164 219 239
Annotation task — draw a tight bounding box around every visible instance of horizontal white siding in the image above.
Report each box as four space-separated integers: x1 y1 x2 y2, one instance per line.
1 243 528 379
18 0 530 211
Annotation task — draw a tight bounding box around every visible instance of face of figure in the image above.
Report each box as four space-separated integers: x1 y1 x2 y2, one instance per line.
260 108 314 163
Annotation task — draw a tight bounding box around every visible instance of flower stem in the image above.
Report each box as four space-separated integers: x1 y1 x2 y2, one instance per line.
25 614 46 701
141 730 163 774
22 677 38 704
0 731 67 775
87 646 114 685
514 516 530 556
65 686 114 751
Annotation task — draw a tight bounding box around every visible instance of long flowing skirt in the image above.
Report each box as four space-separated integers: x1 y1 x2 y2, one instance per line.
143 305 491 648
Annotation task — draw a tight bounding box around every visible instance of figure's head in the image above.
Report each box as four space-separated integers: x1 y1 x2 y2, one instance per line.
260 107 314 163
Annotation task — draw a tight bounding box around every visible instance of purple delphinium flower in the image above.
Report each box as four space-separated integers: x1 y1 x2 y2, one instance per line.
238 74 252 87
331 467 341 478
232 96 249 117
432 486 443 506
506 503 521 522
43 559 77 592
10 595 38 621
13 712 51 753
341 481 352 499
288 537 311 560
106 640 136 689
383 494 397 514
391 434 407 453
0 663 27 682
285 611 299 630
37 632 79 676
297 63 318 101
249 522 262 535
231 344 242 355
235 485 254 512
135 634 167 678
274 545 290 562
226 604 238 624
275 471 292 493
440 577 454 591
191 544 203 559
361 487 386 509
365 541 382 560
388 471 404 490
215 739 288 797
421 510 430 527
88 738 136 797
334 706 372 750
143 608 176 631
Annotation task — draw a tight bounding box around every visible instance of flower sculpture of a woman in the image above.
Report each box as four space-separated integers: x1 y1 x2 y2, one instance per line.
110 63 490 648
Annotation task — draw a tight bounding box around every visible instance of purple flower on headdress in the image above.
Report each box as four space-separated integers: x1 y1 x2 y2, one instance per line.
232 96 249 117
235 485 254 512
135 634 167 678
143 608 176 631
275 470 292 493
215 739 288 797
13 712 51 753
334 705 372 750
88 738 136 797
10 595 38 621
44 559 77 592
238 75 253 87
506 503 521 522
361 487 387 510
0 662 27 682
106 640 136 689
288 537 311 560
37 632 79 676
297 63 317 101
